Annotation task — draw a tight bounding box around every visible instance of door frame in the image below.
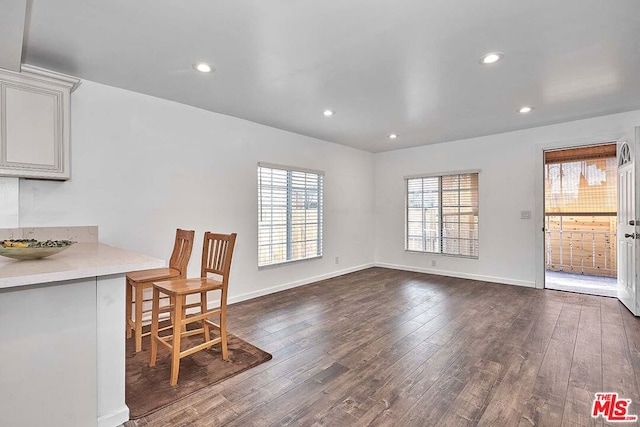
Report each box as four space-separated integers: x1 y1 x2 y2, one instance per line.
534 133 627 289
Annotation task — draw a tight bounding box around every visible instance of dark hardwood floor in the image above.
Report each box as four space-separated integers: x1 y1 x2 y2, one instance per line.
124 267 640 426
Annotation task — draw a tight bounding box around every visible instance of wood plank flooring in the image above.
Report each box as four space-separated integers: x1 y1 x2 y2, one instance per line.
124 267 640 427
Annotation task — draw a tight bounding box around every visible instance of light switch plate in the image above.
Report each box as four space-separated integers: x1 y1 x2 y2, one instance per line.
520 210 532 220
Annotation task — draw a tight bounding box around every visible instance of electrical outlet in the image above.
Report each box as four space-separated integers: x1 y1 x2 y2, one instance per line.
431 260 436 267
335 256 339 264
520 210 532 220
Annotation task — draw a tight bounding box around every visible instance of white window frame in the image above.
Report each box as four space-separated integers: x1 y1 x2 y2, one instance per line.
258 162 324 268
405 170 480 259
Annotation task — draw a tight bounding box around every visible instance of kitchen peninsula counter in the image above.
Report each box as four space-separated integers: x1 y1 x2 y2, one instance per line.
0 240 164 427
0 242 164 289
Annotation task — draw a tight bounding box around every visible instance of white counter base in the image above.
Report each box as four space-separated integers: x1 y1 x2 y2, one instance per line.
1 278 98 426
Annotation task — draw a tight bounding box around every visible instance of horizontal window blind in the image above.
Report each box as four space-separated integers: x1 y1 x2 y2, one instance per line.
258 164 323 267
544 157 617 215
406 172 479 258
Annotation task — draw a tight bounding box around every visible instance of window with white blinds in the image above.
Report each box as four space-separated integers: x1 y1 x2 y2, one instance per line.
258 163 324 267
406 172 479 258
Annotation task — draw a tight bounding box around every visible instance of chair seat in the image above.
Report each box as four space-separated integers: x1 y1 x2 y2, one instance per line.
154 277 223 296
127 267 181 283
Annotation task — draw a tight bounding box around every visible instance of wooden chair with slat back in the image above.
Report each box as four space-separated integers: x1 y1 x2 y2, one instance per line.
149 232 237 386
126 228 195 352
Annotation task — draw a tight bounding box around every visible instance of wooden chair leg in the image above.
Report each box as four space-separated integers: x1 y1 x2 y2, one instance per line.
170 295 184 386
169 295 175 326
134 285 144 352
220 291 228 360
169 296 187 333
181 299 187 333
149 288 160 367
201 291 210 342
125 280 132 339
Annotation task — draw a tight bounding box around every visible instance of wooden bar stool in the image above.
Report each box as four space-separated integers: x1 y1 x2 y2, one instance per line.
149 232 237 386
126 228 195 352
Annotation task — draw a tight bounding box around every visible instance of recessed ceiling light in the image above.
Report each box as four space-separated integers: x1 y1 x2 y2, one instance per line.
193 62 213 73
323 110 334 117
518 106 534 113
479 52 504 65
389 134 398 139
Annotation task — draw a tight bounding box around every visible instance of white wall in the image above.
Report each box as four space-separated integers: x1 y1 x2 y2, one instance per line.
18 80 375 302
0 177 19 228
374 110 640 287
10 78 640 296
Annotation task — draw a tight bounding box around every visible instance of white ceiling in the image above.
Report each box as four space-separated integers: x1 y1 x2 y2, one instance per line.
17 0 640 152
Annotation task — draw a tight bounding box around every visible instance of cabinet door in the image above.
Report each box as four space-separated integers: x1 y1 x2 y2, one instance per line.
0 66 78 180
3 83 60 171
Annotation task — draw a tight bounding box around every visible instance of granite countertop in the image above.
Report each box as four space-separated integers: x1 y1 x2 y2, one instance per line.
0 242 165 289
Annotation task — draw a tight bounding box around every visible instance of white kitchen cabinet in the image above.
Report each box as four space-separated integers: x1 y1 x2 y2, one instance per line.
0 65 80 180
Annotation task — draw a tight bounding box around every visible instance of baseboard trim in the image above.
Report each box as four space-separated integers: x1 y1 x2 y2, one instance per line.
374 262 536 288
227 262 376 305
98 405 129 427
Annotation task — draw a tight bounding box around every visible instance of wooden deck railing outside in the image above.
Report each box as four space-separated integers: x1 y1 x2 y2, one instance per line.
544 215 617 277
